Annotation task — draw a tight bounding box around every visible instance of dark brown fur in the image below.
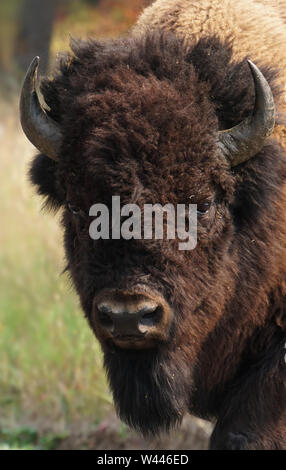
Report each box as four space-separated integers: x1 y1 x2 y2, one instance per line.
29 33 286 449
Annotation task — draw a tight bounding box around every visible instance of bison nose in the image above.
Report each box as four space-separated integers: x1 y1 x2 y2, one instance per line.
93 290 172 349
97 303 161 336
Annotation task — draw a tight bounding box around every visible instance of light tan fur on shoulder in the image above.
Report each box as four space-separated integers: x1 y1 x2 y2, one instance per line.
257 0 286 23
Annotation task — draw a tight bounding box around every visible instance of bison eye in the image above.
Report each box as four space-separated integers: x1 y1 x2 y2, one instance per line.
67 202 81 216
197 201 211 215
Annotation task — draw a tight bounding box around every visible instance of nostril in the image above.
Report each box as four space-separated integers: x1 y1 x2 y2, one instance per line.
140 306 163 327
97 305 114 330
98 312 113 327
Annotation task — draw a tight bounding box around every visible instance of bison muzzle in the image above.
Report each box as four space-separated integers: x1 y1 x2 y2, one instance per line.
93 287 173 349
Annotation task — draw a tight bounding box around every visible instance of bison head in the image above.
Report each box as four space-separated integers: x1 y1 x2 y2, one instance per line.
20 33 278 434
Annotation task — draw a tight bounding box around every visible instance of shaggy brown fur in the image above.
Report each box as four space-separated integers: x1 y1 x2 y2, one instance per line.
28 3 286 450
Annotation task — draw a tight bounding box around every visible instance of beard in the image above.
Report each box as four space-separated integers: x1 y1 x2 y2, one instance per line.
103 345 191 436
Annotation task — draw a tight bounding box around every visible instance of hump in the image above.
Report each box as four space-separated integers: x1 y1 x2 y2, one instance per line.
133 0 286 149
133 0 286 85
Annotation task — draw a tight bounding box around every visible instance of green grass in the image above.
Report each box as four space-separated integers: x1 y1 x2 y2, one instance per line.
0 426 67 450
0 103 111 437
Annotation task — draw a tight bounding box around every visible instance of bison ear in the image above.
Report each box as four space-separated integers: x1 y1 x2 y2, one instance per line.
29 154 65 211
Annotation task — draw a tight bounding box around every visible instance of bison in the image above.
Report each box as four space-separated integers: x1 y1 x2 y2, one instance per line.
20 0 286 449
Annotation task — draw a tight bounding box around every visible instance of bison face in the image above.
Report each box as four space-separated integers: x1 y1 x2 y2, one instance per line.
23 34 275 434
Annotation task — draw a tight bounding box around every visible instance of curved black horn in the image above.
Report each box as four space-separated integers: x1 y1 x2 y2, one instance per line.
218 60 275 167
20 57 62 161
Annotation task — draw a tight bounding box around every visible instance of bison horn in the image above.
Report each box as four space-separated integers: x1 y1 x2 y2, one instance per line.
20 56 62 161
218 60 275 167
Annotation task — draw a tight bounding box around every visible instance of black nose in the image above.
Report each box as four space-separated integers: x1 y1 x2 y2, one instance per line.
97 303 162 338
93 289 173 349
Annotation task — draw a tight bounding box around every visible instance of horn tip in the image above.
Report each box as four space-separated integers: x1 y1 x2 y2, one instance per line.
246 59 258 75
26 57 40 77
31 56 40 70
